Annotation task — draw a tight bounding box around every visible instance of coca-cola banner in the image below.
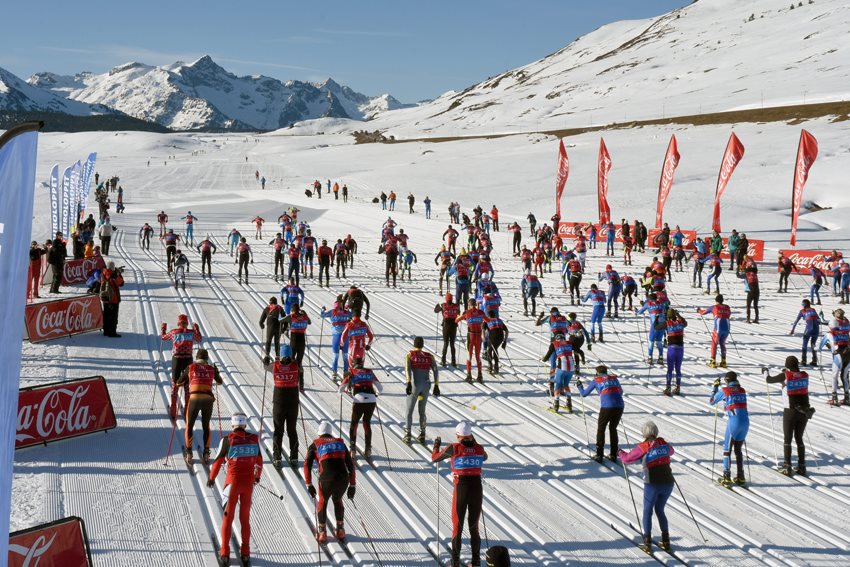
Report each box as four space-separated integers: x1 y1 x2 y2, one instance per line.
655 134 680 229
790 129 818 246
693 236 765 262
61 256 105 286
24 295 103 344
558 221 627 243
778 249 836 276
8 516 93 567
712 132 745 233
648 229 697 248
554 139 569 218
597 138 612 225
16 376 116 449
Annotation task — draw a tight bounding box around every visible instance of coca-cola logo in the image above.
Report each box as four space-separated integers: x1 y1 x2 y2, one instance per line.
718 153 740 187
33 300 95 338
62 256 104 284
8 533 56 566
16 385 96 443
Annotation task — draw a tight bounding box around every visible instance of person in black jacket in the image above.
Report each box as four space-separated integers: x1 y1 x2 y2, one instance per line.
763 356 813 476
259 297 284 364
48 232 67 294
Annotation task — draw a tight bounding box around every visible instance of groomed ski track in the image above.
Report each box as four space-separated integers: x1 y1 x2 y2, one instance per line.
14 134 849 565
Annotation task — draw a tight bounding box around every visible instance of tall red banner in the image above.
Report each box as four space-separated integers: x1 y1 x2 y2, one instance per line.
554 139 569 217
655 134 681 229
597 138 612 225
9 516 93 566
16 376 116 449
711 132 745 233
790 129 818 246
23 295 104 343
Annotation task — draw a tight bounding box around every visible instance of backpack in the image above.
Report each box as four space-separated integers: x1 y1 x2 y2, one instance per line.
486 546 510 567
99 275 113 302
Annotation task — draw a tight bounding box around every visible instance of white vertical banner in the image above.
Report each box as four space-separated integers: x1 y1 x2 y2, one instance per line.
69 160 82 230
0 122 41 562
49 163 60 236
60 165 72 237
79 152 97 221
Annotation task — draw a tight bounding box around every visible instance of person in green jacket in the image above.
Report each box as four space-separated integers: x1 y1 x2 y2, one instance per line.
727 229 741 271
709 231 724 255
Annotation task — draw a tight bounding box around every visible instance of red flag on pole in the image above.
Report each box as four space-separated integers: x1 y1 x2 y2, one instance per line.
790 129 818 246
555 139 569 217
655 134 680 229
711 132 745 233
597 138 612 225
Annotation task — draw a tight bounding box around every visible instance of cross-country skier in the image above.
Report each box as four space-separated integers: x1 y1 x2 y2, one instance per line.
432 421 488 567
176 348 222 465
809 265 826 305
536 307 568 371
259 297 284 364
763 356 813 476
483 311 508 375
435 245 455 294
582 284 606 343
317 239 332 287
338 357 383 457
790 299 824 366
161 314 203 420
435 293 460 367
457 298 485 383
286 243 300 285
343 284 370 319
304 421 356 544
661 309 687 395
341 312 374 366
576 365 625 462
139 223 154 250
509 222 522 255
196 236 216 278
619 420 675 554
172 250 190 290
602 220 616 256
235 238 253 284
269 233 286 281
818 308 850 405
302 230 317 279
621 274 638 311
404 337 439 443
161 229 180 273
567 313 592 375
777 253 798 293
280 277 304 315
563 257 583 305
710 371 750 486
541 333 574 413
263 344 301 468
736 261 760 323
157 210 168 236
601 265 622 318
321 298 352 381
688 237 707 288
400 247 417 281
181 211 198 245
636 293 666 365
251 216 264 240
521 269 543 317
207 413 262 567
332 239 347 280
228 228 242 256
451 250 473 308
701 252 722 295
281 304 310 391
698 295 731 368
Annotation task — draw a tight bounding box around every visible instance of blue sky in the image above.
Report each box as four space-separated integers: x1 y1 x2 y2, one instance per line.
1 1 686 101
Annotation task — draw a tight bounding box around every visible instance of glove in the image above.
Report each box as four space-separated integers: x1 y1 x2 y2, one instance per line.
161 322 167 333
788 331 794 336
347 485 356 500
207 478 215 488
254 477 261 485
251 259 254 264
587 344 592 351
433 437 442 452
713 378 721 388
433 384 441 397
618 449 627 459
365 313 370 320
406 382 412 396
365 344 371 351
260 323 265 330
307 485 317 499
575 378 583 388
761 366 768 374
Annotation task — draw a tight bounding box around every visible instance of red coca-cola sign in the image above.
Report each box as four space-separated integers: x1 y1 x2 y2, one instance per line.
558 221 625 242
778 249 837 276
648 228 697 248
61 255 105 286
16 376 116 449
8 516 93 567
24 295 103 343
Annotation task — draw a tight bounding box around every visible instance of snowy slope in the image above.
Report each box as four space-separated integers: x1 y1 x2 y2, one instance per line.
13 119 850 565
27 56 412 131
0 66 114 116
369 0 850 137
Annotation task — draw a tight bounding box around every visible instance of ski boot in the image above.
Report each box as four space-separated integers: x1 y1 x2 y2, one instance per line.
639 535 652 553
801 355 808 366
331 372 339 383
734 473 746 486
182 281 186 290
217 555 229 567
828 392 840 406
592 454 603 464
440 357 447 367
417 431 426 444
289 457 297 469
553 399 560 413
477 369 484 383
660 532 671 552
672 385 680 396
524 310 529 317
607 453 618 463
717 470 733 487
598 333 604 343
364 446 372 459
402 430 412 445
240 555 251 566
810 355 818 367
663 385 672 396
263 355 272 366
708 359 718 368
272 457 283 470
656 355 663 365
844 392 850 406
566 398 573 414
794 464 807 476
591 333 596 344
202 448 211 465
183 447 194 467
466 372 473 384
777 462 793 476
317 526 328 544
719 358 727 368
335 524 346 542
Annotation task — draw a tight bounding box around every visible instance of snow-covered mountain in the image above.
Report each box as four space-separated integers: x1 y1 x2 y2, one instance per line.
369 0 850 137
27 56 412 131
0 66 112 116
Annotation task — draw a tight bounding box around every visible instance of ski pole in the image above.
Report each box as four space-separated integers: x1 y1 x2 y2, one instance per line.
673 477 707 542
258 367 269 441
481 497 490 549
764 380 780 466
620 458 642 535
339 394 344 440
576 384 592 458
299 402 309 460
215 382 223 444
711 401 719 479
805 429 820 468
317 317 325 371
436 459 441 564
743 439 753 482
727 331 742 359
150 339 164 411
313 496 322 567
375 403 393 471
350 499 384 567
256 481 284 500
164 418 178 466
634 313 645 357
441 394 477 411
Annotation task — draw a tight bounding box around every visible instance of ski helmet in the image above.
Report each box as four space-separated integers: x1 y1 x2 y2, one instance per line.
725 371 738 383
455 421 473 438
785 355 800 371
568 312 577 320
269 297 278 305
279 344 293 359
715 294 724 303
550 307 559 314
177 313 189 326
317 421 333 436
195 348 209 361
231 413 248 428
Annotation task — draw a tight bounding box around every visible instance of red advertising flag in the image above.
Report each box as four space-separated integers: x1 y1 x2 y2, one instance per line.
554 139 569 217
790 129 819 246
598 138 612 225
655 134 681 229
9 516 93 566
61 255 106 286
16 376 117 449
23 295 104 343
711 132 745 233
